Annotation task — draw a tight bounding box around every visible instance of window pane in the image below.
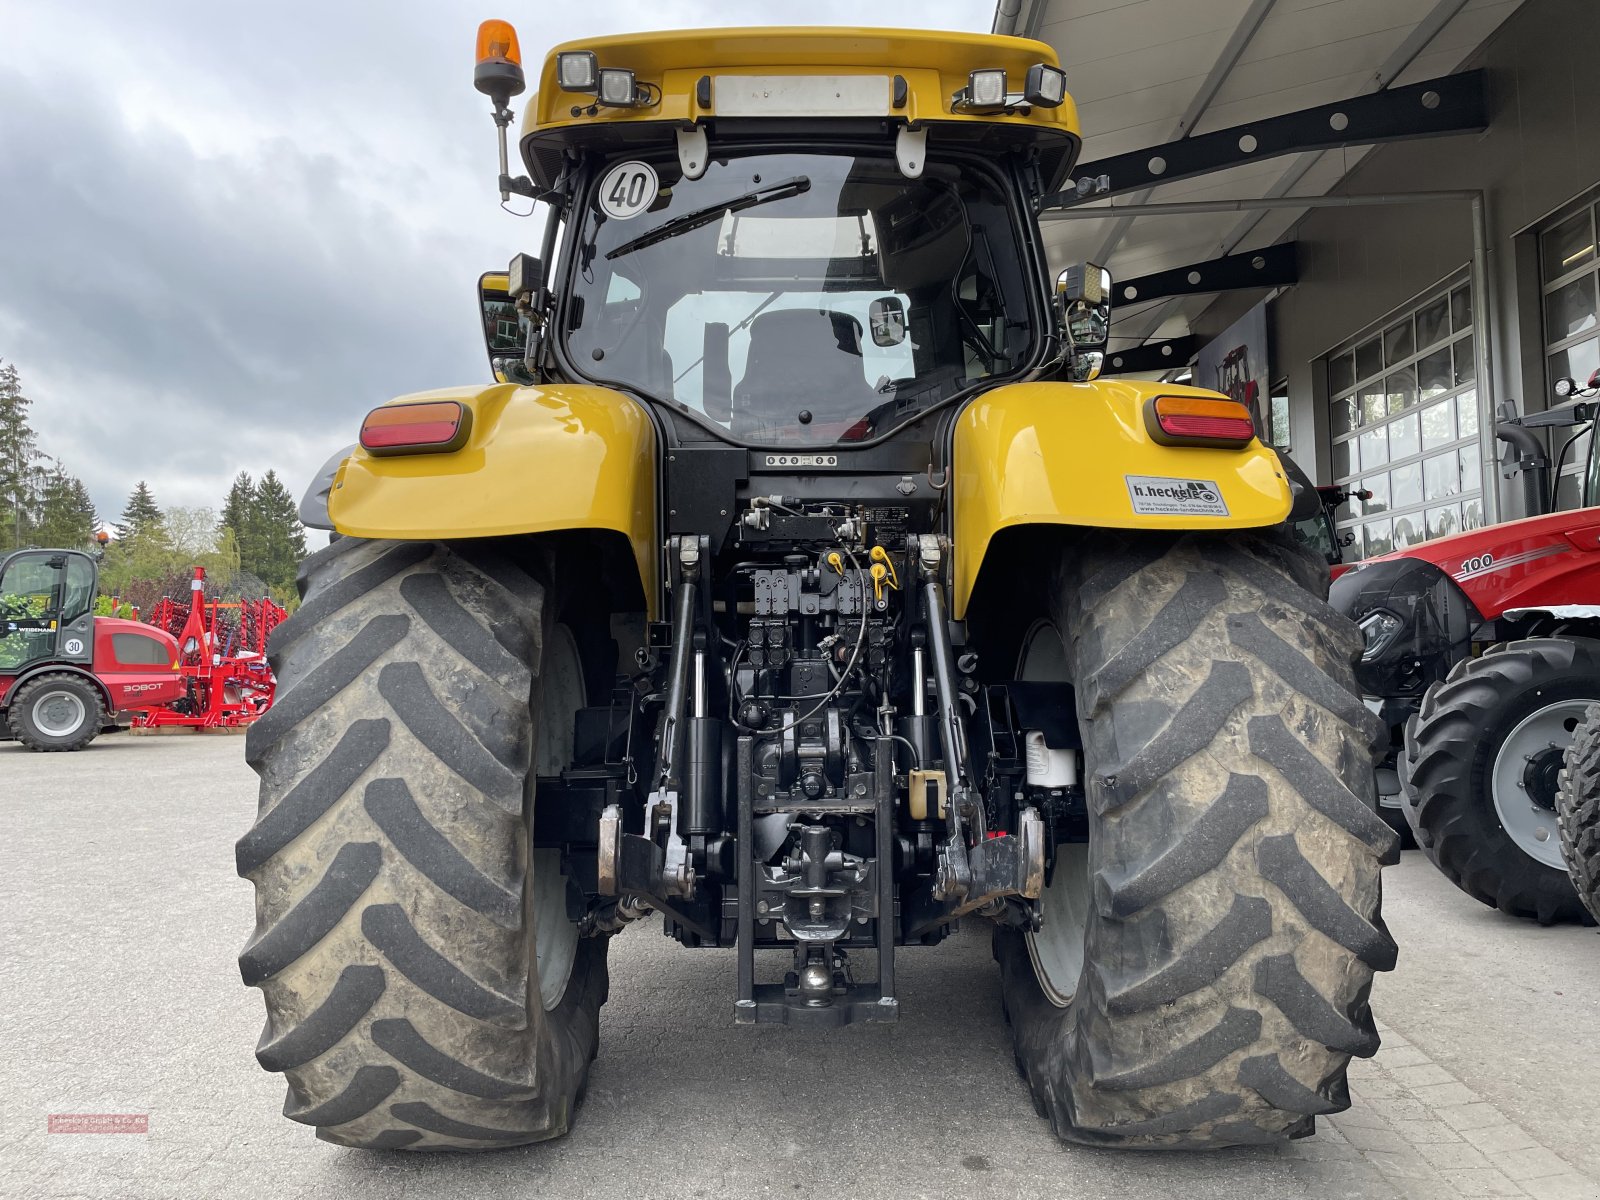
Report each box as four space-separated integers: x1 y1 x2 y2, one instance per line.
1546 274 1598 342
1462 496 1483 530
1391 462 1423 509
1456 390 1479 439
1331 396 1357 437
1389 411 1420 461
1451 284 1472 332
1384 317 1415 366
1459 448 1481 495
1365 518 1394 557
1424 451 1459 501
1556 470 1584 510
1386 364 1418 413
1426 504 1461 539
1549 340 1600 392
1454 334 1475 386
1329 353 1356 396
1360 425 1388 471
1417 345 1452 400
1414 296 1450 350
1393 512 1424 548
1542 209 1595 280
1364 474 1390 514
1332 438 1353 479
1420 399 1454 449
1355 336 1382 384
1360 378 1387 424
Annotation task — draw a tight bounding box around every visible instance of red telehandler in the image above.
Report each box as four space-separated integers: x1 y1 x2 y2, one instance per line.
1331 373 1600 923
0 546 184 751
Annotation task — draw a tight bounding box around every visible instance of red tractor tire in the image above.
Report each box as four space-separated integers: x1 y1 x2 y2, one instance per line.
1556 704 1600 924
1401 638 1598 925
6 672 106 752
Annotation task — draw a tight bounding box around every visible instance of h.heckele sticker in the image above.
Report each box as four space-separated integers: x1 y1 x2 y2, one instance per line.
597 160 659 220
1125 475 1230 517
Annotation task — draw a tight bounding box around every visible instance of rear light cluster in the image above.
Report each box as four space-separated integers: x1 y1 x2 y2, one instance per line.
360 401 472 456
1145 395 1256 448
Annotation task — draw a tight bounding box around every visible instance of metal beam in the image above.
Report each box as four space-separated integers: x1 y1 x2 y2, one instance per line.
1101 336 1202 376
1109 243 1297 307
1092 0 1280 263
1046 189 1484 220
1052 70 1486 208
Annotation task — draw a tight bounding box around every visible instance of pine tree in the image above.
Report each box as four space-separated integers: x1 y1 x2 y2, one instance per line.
219 472 263 574
33 465 99 549
0 361 42 552
117 480 166 545
252 470 306 594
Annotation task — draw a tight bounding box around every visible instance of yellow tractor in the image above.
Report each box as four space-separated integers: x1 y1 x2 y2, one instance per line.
237 22 1398 1151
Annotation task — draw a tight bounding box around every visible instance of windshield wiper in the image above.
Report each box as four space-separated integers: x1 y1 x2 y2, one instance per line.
604 176 811 260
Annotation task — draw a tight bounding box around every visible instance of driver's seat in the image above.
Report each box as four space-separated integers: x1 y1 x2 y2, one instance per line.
732 309 880 438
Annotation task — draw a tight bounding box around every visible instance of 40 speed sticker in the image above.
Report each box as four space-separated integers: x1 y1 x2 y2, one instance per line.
597 160 659 220
1125 475 1230 517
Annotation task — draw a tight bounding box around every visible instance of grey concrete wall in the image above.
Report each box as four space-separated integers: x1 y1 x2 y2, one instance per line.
1216 0 1600 515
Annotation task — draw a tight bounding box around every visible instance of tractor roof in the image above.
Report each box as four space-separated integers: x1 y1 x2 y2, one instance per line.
520 26 1080 179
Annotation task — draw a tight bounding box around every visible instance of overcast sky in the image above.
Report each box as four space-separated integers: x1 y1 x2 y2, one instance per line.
1 0 987 528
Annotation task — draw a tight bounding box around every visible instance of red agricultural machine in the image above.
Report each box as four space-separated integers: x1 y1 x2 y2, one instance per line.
135 566 285 730
1 547 186 751
1331 377 1600 923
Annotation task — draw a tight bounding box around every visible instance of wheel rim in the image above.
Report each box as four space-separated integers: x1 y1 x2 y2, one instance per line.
1491 698 1590 870
1017 620 1092 1008
533 624 584 1011
33 690 87 738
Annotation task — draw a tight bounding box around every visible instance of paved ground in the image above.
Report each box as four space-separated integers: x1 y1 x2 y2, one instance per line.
2 734 1598 1200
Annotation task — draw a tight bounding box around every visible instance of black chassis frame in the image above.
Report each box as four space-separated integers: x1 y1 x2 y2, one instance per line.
521 133 1077 1025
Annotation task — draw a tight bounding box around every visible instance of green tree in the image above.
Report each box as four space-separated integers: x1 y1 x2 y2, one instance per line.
32 464 99 549
116 480 167 546
252 470 306 594
98 505 240 598
219 471 265 575
0 360 41 551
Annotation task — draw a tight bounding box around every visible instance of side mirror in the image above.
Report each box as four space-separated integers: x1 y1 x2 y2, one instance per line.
868 297 907 347
1057 262 1112 381
478 271 530 383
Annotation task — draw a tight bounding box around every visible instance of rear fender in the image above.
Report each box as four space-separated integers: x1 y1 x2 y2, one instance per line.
0 664 114 717
327 383 659 614
952 381 1293 616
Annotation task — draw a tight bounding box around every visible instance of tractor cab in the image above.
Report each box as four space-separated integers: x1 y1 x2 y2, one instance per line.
0 549 98 674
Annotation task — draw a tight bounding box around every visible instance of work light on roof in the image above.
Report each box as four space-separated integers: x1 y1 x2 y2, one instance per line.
1024 64 1066 108
557 50 599 92
968 69 1007 108
598 67 639 106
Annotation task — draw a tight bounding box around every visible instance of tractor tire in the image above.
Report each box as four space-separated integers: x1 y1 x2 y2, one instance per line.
995 529 1398 1149
6 672 105 751
1400 638 1598 925
1556 704 1600 924
237 536 609 1150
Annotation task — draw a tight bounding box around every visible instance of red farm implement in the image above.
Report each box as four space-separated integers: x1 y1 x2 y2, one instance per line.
136 567 286 729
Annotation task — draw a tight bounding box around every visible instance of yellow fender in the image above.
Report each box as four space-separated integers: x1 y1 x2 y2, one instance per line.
329 383 659 614
951 380 1292 617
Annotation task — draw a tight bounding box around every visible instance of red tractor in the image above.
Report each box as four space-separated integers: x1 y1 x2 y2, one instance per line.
1331 379 1600 923
0 547 185 751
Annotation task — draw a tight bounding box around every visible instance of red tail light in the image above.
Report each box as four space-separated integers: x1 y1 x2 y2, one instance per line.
1146 395 1256 447
360 401 472 455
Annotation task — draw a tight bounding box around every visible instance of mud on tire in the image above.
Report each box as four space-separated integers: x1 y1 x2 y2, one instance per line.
237 536 609 1150
1557 703 1600 924
994 529 1398 1148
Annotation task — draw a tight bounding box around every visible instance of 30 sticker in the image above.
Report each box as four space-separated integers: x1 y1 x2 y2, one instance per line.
597 161 659 220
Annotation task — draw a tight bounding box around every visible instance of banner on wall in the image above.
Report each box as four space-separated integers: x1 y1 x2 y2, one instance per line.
1196 300 1270 435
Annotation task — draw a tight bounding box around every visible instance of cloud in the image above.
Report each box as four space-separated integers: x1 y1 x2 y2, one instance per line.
1 1 986 523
